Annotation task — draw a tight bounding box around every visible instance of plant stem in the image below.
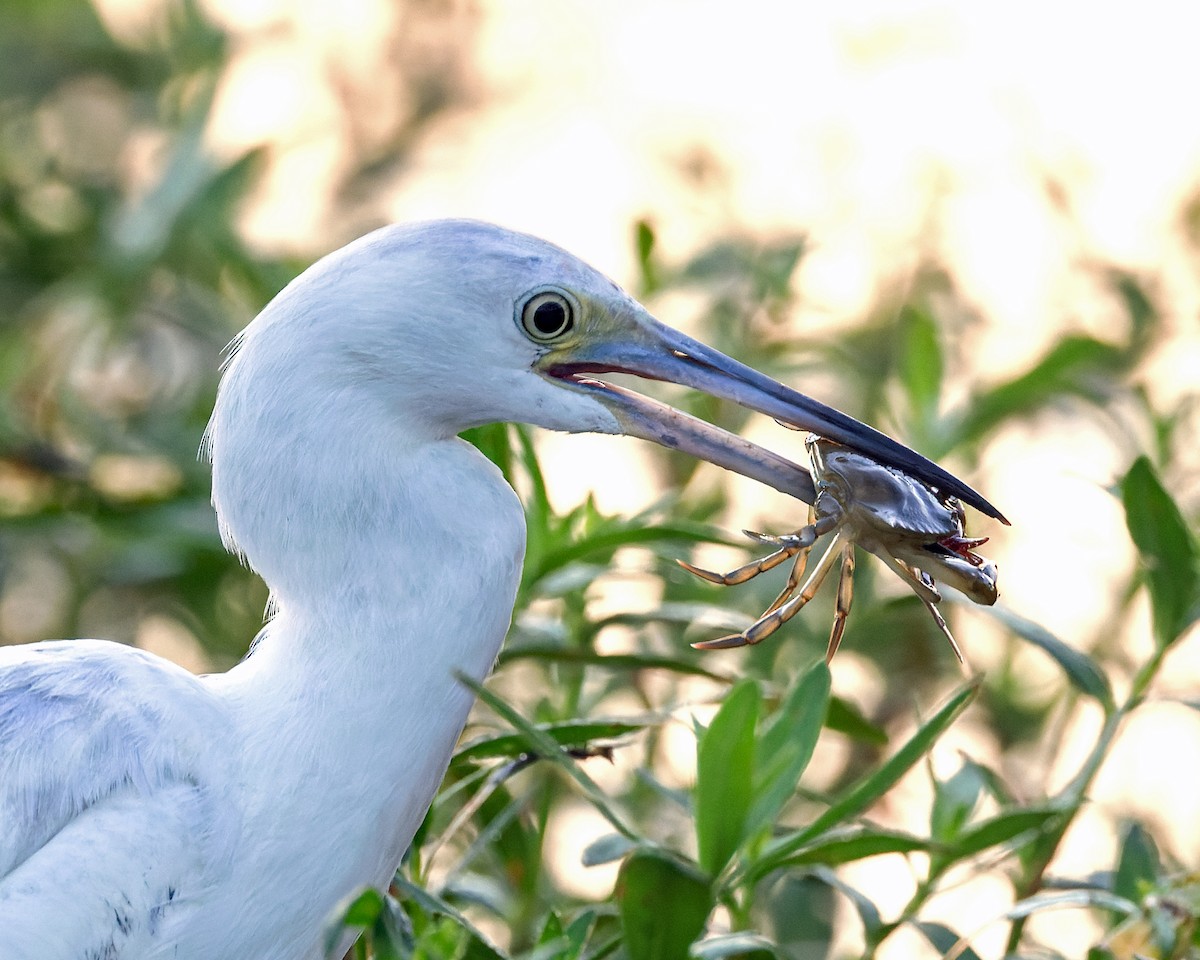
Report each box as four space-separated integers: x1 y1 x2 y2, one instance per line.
1003 640 1170 953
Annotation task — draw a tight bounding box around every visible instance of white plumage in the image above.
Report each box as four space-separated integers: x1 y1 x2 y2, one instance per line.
0 220 1000 959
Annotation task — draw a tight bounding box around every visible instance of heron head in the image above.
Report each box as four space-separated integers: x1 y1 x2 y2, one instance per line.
211 219 1004 523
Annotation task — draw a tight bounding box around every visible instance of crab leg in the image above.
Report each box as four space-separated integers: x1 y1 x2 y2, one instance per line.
825 542 856 662
760 507 828 617
677 512 833 587
680 509 836 593
692 532 845 650
869 551 968 666
676 541 802 586
869 550 941 606
919 597 967 667
762 543 811 616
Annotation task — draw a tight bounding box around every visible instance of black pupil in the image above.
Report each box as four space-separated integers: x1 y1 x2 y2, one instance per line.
532 299 568 335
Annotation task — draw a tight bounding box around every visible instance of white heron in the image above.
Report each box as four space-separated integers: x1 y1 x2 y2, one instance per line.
0 220 1002 959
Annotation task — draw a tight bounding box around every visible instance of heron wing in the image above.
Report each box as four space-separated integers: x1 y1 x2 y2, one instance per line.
0 639 237 957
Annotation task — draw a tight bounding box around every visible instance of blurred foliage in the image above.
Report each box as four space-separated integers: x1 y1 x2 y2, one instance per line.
2 3 1199 960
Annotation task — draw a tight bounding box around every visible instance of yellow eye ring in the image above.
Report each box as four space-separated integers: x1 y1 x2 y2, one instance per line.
518 289 575 341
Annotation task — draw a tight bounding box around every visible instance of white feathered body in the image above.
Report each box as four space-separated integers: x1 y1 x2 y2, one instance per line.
0 440 524 959
0 222 552 958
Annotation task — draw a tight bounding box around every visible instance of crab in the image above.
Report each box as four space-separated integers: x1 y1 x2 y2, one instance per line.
680 435 999 663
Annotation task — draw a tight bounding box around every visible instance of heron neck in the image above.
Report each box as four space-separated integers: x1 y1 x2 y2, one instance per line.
222 431 525 713
211 436 525 895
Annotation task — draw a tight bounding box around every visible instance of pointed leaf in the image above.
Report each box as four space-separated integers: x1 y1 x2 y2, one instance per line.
635 219 660 295
581 833 638 867
899 305 943 423
930 762 986 842
336 887 385 928
961 757 1016 807
825 695 888 746
1122 456 1199 647
806 866 883 939
934 806 1062 870
690 932 780 960
1004 889 1140 922
748 661 830 834
1113 821 1160 907
514 424 551 530
985 605 1114 711
752 681 977 879
498 643 731 682
453 721 645 763
457 674 637 839
768 826 930 869
527 520 724 583
912 922 982 960
763 873 834 951
393 878 509 960
695 679 760 876
537 912 565 945
953 335 1126 445
616 850 712 960
564 911 595 957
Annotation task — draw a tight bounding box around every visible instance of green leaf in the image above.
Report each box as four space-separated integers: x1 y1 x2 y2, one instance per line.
899 305 943 422
752 681 977 880
536 912 565 945
1122 456 1199 647
934 806 1062 870
768 826 930 868
690 932 780 960
1112 821 1160 907
514 424 552 538
930 761 985 842
597 601 756 637
825 695 888 746
444 784 537 897
335 887 385 928
762 873 834 952
1003 889 1140 923
748 661 830 834
695 679 760 876
394 878 509 960
581 833 638 867
367 908 409 960
616 850 712 960
563 912 596 958
498 643 731 682
453 721 645 764
526 520 722 585
531 913 592 960
635 219 659 295
912 922 982 960
460 422 514 479
985 605 1114 711
805 866 883 939
960 757 1016 807
952 335 1126 446
457 674 638 839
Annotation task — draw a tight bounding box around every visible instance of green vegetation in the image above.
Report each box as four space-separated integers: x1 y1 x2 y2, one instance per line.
1 2 1197 958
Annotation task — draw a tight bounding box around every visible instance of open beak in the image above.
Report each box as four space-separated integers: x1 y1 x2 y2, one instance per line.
541 314 1008 524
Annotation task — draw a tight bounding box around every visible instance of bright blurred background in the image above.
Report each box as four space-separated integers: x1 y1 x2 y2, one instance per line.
1 1 1197 958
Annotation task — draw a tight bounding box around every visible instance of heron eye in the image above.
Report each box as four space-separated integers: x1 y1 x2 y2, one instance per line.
519 291 575 341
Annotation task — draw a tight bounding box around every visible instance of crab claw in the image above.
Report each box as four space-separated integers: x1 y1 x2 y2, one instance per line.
920 539 999 605
937 535 990 566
